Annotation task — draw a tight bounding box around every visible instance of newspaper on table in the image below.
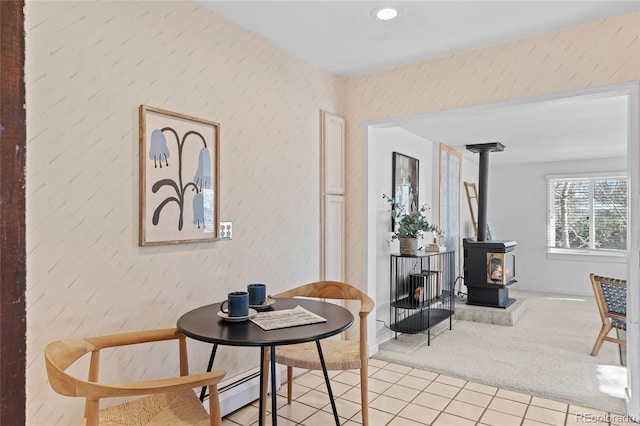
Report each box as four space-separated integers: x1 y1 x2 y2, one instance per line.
251 305 327 330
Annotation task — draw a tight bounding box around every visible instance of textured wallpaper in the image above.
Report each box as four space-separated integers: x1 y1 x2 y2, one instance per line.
25 2 639 423
25 2 342 424
343 12 640 286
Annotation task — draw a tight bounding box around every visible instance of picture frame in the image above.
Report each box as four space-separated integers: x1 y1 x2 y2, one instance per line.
392 152 419 231
139 105 220 246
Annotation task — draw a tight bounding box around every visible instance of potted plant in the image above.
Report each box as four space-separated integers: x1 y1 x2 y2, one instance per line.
383 194 441 255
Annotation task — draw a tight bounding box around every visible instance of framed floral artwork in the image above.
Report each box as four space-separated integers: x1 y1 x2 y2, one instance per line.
139 105 220 245
392 152 419 231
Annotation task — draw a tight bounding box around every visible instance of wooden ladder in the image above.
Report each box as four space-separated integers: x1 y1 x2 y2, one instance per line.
464 182 478 236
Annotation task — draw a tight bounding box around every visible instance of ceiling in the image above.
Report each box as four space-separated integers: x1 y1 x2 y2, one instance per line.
393 90 629 165
198 1 638 165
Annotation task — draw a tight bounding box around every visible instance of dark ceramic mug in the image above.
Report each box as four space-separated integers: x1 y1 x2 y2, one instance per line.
220 291 249 317
247 283 267 306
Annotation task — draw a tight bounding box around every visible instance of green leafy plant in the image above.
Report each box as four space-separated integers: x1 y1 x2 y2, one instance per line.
383 194 441 241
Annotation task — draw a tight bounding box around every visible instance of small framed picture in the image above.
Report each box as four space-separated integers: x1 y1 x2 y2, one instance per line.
392 152 419 231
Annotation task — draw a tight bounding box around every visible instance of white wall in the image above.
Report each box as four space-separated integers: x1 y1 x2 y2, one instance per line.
367 126 435 342
490 157 628 296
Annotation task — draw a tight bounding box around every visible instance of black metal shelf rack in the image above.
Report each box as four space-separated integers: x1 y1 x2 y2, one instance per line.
388 251 455 345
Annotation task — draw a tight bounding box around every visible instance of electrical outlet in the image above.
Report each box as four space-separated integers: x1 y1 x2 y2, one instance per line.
219 221 232 240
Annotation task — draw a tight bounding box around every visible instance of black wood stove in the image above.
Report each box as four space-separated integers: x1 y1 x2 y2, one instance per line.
464 143 517 308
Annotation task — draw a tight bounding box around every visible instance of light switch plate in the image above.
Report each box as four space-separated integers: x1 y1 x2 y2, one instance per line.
219 221 232 240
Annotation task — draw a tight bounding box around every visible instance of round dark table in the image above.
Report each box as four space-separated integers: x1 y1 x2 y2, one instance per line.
177 298 354 426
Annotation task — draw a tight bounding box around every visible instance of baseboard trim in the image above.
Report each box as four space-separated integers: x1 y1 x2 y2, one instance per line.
217 367 282 416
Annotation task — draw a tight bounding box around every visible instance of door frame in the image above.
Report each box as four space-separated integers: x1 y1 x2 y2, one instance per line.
363 81 639 417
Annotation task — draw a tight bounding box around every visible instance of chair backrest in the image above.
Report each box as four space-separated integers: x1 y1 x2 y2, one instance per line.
45 328 187 399
45 328 226 425
590 274 627 322
275 281 375 350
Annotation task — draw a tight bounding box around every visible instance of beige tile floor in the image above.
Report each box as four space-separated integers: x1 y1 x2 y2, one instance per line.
222 358 635 426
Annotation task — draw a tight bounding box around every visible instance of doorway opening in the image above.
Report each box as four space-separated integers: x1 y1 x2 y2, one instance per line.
363 81 639 415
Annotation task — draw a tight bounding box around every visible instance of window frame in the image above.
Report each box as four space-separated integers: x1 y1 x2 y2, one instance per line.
546 171 628 258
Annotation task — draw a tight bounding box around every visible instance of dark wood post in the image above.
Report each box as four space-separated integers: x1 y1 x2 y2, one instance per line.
0 1 27 425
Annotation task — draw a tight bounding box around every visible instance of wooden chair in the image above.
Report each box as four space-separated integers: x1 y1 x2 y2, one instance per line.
261 281 374 426
45 328 226 426
590 274 627 362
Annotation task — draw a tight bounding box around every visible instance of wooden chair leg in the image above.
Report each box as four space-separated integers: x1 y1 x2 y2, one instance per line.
260 347 269 425
209 385 222 426
287 366 293 404
360 363 369 426
591 323 612 356
616 329 626 366
84 399 99 426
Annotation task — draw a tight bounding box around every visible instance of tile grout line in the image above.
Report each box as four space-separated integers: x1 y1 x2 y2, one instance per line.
226 359 621 426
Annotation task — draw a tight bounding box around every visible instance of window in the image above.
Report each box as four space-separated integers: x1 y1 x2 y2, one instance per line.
547 174 628 254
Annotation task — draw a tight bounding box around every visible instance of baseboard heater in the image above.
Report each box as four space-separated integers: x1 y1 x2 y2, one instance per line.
215 367 282 417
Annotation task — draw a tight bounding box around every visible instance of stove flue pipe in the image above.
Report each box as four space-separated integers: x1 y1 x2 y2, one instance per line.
477 148 490 241
465 142 505 241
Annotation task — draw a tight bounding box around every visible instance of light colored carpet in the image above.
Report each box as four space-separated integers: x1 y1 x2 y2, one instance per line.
374 290 627 414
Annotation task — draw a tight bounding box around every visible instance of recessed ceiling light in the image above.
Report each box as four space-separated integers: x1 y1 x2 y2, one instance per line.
376 7 398 21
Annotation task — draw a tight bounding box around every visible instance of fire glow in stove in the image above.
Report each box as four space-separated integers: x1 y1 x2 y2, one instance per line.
463 142 517 308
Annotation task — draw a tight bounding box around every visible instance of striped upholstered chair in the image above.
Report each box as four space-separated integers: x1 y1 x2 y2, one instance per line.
590 274 626 362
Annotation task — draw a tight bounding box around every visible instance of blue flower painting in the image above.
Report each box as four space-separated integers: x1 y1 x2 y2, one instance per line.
140 106 219 245
193 147 212 191
192 192 205 228
149 129 170 168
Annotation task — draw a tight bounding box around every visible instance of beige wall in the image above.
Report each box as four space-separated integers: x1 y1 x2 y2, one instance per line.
25 2 342 424
343 12 640 286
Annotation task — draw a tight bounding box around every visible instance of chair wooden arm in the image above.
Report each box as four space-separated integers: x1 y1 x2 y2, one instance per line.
75 370 226 399
275 281 374 315
83 328 184 350
359 296 375 316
